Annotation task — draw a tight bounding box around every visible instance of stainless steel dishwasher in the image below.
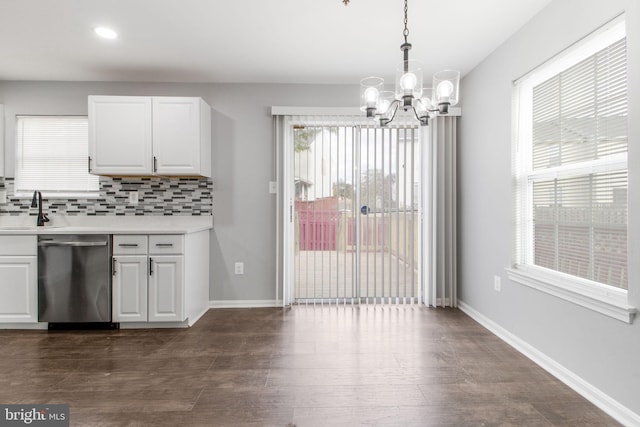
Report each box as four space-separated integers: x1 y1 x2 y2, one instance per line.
38 234 112 324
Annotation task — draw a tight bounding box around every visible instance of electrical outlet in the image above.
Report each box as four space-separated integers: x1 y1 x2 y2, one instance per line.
234 262 244 275
494 275 501 292
129 192 139 206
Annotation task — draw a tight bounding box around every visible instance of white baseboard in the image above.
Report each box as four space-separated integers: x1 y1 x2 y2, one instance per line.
209 300 280 308
119 320 190 329
458 300 640 427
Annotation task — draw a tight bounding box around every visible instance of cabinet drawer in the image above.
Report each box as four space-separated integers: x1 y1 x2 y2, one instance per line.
113 235 148 255
149 235 183 254
0 235 37 256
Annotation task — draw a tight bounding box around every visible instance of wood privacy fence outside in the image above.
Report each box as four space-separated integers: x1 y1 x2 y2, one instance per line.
296 209 419 267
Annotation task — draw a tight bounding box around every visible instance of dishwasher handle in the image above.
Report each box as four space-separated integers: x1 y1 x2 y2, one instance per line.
38 241 109 247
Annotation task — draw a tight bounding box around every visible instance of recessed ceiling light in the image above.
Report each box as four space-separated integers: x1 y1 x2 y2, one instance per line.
94 27 118 40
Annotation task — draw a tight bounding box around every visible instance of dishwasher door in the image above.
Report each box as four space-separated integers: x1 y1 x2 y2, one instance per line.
38 235 112 323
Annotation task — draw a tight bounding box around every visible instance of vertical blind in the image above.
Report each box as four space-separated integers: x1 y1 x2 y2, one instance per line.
428 116 457 307
529 37 628 289
15 116 99 195
290 115 422 305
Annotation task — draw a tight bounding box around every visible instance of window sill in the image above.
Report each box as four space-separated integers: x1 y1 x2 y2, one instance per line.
13 192 101 200
506 265 636 324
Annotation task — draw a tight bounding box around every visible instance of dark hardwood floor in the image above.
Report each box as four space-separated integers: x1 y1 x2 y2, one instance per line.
0 306 620 426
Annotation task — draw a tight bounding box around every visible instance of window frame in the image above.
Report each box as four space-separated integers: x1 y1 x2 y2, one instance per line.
14 115 100 199
508 15 636 323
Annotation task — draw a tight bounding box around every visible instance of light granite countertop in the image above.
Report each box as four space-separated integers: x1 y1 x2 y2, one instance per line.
0 215 213 235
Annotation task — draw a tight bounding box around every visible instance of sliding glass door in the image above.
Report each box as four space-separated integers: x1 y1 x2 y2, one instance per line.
289 119 421 304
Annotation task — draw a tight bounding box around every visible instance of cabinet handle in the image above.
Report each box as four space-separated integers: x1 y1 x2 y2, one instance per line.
118 243 139 247
112 257 117 276
153 156 158 173
88 156 92 173
149 257 153 276
155 243 173 247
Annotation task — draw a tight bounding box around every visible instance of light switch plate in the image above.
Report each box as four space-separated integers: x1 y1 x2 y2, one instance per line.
269 181 277 194
234 262 244 275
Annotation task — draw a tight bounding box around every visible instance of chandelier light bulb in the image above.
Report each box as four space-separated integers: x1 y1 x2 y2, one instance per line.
360 77 384 116
420 90 434 110
436 80 454 100
400 72 418 91
364 87 380 105
378 99 390 114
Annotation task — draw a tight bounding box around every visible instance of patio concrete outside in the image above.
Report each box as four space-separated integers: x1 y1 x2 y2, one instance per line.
294 250 420 302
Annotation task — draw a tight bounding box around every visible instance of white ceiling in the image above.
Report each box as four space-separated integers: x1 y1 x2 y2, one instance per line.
0 0 552 84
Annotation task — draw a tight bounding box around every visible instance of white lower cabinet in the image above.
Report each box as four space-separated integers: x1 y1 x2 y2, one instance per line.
0 236 38 323
112 235 148 322
0 257 38 323
112 232 208 327
149 255 184 322
112 255 148 322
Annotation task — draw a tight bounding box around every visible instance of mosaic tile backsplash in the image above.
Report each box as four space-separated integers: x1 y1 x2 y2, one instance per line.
0 177 212 216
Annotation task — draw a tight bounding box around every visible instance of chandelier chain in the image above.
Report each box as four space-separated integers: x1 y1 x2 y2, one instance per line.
403 0 409 43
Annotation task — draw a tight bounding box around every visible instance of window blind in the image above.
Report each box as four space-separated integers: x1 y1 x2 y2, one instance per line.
15 116 99 195
529 37 628 289
532 38 628 170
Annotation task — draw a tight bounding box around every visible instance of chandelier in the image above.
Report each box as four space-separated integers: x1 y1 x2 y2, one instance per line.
359 0 460 126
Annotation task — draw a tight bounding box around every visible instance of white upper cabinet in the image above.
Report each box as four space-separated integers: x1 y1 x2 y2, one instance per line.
153 97 211 176
88 96 211 177
88 96 153 175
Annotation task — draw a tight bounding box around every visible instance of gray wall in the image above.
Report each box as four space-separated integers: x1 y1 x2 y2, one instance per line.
458 0 640 416
0 81 356 303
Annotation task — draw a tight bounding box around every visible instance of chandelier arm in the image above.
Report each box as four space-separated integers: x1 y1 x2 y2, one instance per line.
379 101 400 126
410 105 429 126
410 105 421 121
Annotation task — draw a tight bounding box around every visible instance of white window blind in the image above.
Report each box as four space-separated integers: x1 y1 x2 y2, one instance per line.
15 116 99 196
516 20 628 290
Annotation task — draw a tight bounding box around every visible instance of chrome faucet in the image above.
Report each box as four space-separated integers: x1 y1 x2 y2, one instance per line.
30 191 50 227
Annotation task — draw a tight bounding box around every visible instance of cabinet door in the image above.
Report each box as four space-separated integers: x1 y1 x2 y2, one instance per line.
112 255 148 322
148 255 184 322
89 96 153 175
152 97 202 176
0 257 37 323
